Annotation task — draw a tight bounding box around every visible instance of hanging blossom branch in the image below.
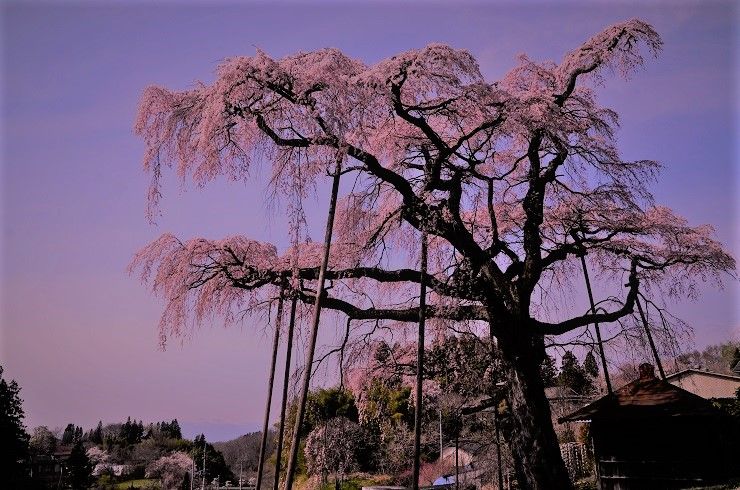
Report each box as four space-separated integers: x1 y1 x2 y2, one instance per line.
128 233 489 344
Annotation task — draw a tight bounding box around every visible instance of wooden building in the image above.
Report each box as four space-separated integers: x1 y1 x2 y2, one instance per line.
561 363 738 489
665 368 740 400
29 447 72 487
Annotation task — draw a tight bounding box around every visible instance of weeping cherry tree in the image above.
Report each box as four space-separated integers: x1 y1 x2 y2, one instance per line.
130 20 735 489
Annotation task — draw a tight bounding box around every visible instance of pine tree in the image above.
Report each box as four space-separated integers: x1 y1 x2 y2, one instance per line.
62 423 76 445
0 365 29 484
119 416 143 445
67 439 94 489
558 352 594 395
584 351 599 378
170 419 182 439
90 421 103 444
191 434 235 483
74 425 83 443
135 420 144 443
540 354 558 387
120 417 131 443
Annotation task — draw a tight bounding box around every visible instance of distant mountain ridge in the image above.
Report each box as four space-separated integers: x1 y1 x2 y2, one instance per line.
213 430 276 479
180 421 259 442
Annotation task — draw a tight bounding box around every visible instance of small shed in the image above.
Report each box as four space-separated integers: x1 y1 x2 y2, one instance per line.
561 363 738 489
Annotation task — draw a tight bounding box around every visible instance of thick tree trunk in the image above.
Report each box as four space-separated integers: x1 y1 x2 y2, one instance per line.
496 322 573 490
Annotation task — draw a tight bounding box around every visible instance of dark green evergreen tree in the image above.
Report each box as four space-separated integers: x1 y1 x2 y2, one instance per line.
584 351 599 379
62 423 76 445
67 439 93 489
558 351 594 395
157 419 182 439
191 434 235 483
136 420 144 442
540 353 558 387
120 416 132 444
74 425 83 443
0 365 29 484
170 419 182 439
90 421 103 444
119 416 144 445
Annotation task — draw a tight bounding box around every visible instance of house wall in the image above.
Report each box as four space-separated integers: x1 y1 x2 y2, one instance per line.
440 446 474 466
667 372 740 399
592 417 732 490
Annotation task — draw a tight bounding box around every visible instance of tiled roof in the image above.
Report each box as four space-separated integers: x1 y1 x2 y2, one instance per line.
545 386 590 400
559 364 725 423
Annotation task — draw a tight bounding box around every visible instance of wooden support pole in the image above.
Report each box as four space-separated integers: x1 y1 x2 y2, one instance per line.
273 296 298 490
284 160 342 490
454 432 460 490
495 408 504 490
256 292 285 490
579 254 613 394
635 297 666 379
412 230 428 490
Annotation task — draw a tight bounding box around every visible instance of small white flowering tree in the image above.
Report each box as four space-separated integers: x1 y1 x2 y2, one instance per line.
304 417 362 483
146 452 193 489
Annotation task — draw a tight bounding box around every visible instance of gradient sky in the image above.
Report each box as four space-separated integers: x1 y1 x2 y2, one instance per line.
1 1 737 441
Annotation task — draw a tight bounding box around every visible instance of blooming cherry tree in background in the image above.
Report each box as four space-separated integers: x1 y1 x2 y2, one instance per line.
146 451 193 489
131 19 735 489
304 417 362 482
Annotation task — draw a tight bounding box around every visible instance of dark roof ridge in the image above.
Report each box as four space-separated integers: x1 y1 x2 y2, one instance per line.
559 369 727 423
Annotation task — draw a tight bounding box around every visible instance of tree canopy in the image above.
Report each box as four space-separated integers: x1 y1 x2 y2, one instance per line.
132 19 732 343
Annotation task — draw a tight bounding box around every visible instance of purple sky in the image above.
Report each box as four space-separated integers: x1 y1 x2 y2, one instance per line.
1 1 737 441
